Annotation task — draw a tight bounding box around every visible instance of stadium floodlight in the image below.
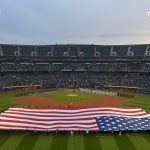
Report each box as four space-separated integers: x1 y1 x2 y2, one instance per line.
148 10 150 17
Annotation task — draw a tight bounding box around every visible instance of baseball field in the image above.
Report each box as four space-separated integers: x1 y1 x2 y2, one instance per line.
0 89 150 150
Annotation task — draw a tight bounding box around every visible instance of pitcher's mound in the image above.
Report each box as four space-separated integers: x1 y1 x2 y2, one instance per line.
67 94 78 97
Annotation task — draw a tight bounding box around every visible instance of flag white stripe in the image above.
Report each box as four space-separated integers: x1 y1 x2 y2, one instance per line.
0 126 99 131
5 110 147 116
0 122 98 128
9 107 143 113
0 116 96 124
2 112 148 120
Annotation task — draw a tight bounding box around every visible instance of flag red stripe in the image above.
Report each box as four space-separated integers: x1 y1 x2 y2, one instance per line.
9 107 144 113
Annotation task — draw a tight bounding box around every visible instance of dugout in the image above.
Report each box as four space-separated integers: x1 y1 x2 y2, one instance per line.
4 85 43 91
104 85 142 92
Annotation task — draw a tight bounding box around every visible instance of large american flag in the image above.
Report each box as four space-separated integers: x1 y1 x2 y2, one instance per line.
0 107 150 131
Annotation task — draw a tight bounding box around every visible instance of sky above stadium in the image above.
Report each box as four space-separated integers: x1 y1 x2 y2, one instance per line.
0 0 150 45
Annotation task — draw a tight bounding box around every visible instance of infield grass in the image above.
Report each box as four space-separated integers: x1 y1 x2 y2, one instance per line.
43 90 101 101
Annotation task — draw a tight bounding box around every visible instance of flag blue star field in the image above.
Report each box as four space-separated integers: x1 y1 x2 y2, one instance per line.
96 116 150 131
0 107 150 131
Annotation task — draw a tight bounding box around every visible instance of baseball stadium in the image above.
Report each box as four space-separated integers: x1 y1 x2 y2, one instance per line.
0 44 150 150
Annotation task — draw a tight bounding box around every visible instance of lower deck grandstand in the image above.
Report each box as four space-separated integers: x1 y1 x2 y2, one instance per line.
0 72 150 92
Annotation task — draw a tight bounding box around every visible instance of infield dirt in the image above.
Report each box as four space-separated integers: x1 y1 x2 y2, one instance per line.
15 95 129 108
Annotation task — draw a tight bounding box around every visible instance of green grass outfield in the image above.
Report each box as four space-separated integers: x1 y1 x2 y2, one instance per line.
0 90 150 149
0 133 150 150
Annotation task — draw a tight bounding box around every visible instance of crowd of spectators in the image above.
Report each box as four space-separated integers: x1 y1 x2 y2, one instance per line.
0 72 150 91
0 62 150 72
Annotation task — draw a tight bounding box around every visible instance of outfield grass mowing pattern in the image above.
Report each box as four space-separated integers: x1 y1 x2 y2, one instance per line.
32 135 53 150
113 135 137 150
0 135 9 148
100 135 119 150
16 134 39 150
84 135 102 150
68 135 85 150
142 135 150 145
0 135 24 150
128 135 150 150
0 134 149 150
50 135 68 150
